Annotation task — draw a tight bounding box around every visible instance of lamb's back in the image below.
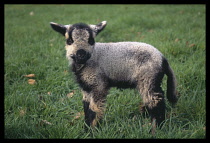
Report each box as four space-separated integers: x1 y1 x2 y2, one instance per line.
92 42 163 81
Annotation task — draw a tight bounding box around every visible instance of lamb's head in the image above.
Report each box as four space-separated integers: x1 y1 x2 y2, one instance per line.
50 21 107 64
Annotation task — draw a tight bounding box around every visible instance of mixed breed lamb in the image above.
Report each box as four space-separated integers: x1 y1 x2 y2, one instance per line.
50 21 178 134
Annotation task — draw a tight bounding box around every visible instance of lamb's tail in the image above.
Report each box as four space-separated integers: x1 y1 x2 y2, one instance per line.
163 58 178 105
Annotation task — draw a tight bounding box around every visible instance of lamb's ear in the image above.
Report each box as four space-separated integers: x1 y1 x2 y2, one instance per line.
50 22 70 36
89 21 107 37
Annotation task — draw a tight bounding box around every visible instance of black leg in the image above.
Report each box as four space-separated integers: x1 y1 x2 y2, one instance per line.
83 100 96 130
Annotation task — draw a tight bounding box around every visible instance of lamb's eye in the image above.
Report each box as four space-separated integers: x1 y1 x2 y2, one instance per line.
66 38 73 45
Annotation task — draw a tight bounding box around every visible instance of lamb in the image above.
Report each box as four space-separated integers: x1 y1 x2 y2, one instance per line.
50 21 178 133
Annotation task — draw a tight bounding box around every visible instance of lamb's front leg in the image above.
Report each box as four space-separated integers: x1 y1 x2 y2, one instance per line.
82 90 107 129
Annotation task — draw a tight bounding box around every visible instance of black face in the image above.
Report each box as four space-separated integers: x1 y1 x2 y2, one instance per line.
67 23 95 46
64 23 96 64
50 21 107 65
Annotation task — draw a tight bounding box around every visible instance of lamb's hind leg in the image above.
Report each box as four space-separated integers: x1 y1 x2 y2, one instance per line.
148 92 165 126
138 80 165 134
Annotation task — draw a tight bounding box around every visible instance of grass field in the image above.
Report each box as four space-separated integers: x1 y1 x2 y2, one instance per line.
4 4 206 139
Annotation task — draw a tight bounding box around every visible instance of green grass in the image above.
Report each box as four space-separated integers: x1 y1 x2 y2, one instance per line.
5 4 205 139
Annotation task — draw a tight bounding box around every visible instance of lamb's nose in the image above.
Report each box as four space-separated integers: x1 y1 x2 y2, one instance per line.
76 49 86 58
74 49 91 64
